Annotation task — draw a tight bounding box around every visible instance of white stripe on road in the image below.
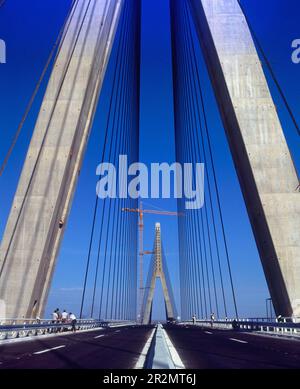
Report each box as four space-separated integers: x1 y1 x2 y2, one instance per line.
162 327 185 369
229 338 248 344
94 334 105 339
204 331 213 335
135 328 156 369
115 330 121 333
34 345 66 355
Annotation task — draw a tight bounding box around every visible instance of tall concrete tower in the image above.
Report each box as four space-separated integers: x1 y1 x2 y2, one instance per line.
141 223 177 325
187 0 300 317
0 0 124 319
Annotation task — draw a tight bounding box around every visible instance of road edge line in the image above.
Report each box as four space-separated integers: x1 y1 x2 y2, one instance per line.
135 328 156 369
162 327 185 369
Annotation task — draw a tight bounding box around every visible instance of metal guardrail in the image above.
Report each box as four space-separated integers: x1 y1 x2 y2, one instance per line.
0 319 136 341
241 317 297 323
181 318 300 337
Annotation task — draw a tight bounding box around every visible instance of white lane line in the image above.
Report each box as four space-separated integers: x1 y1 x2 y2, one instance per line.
135 328 156 369
94 334 105 339
163 328 185 369
229 338 248 344
204 331 213 335
34 345 66 355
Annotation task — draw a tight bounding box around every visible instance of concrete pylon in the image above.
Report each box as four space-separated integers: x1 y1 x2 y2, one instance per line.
0 0 124 319
141 223 177 325
188 0 300 317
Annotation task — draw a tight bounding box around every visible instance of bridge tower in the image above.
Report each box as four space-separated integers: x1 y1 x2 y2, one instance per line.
0 0 124 319
183 0 300 318
141 223 177 325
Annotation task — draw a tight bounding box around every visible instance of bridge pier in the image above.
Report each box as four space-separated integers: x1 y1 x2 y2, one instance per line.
141 224 177 325
0 0 124 319
188 0 300 317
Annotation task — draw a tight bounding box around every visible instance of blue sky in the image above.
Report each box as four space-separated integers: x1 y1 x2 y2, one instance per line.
0 0 299 320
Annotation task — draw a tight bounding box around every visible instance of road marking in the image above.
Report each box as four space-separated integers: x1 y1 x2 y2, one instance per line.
135 328 156 369
163 327 185 369
204 331 213 335
229 338 248 344
115 330 121 333
94 334 105 339
34 345 66 355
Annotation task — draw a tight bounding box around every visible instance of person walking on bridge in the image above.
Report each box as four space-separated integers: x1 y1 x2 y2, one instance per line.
210 313 215 328
61 310 68 323
56 308 62 322
61 310 69 332
69 313 77 332
52 310 58 323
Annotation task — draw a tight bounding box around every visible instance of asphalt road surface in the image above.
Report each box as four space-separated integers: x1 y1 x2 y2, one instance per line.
165 324 300 369
0 325 154 369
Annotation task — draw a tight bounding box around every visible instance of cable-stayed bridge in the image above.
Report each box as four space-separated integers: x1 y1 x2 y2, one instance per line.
0 0 299 370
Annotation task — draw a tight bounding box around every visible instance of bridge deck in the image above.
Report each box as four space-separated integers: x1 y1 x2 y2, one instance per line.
0 325 154 369
164 325 300 369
